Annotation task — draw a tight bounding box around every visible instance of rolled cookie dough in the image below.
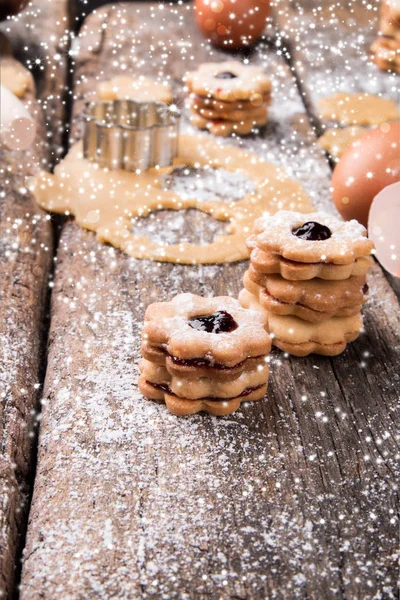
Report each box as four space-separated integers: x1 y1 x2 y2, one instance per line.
318 126 368 158
318 92 399 126
32 134 313 264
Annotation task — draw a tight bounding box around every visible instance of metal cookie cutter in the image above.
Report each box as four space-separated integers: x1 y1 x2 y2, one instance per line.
83 100 180 171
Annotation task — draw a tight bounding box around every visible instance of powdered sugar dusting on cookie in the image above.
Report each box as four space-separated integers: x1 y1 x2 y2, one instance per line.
143 292 271 365
255 210 374 264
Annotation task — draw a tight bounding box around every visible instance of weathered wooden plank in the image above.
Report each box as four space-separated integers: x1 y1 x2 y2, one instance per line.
274 0 400 299
275 0 398 112
21 4 400 599
0 1 68 596
0 176 53 599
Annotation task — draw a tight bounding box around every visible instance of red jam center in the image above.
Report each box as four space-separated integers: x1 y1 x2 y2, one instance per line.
292 221 332 241
215 71 237 79
188 310 238 334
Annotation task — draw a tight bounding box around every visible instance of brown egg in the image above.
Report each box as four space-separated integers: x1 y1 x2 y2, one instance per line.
195 0 271 49
331 121 400 227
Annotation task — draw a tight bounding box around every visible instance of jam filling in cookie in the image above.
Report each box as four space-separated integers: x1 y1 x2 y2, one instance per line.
239 210 374 356
292 221 332 241
253 210 374 264
146 344 266 373
184 61 271 136
147 381 264 401
188 310 238 334
215 71 238 79
139 293 271 415
170 354 246 370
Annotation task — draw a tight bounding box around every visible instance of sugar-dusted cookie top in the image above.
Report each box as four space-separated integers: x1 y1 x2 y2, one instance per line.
253 210 374 265
143 293 271 365
98 75 173 104
184 61 271 102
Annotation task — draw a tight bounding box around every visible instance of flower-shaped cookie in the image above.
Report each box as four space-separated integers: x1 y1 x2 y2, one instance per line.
142 293 271 367
239 289 363 356
253 210 374 264
247 269 368 312
184 61 271 102
139 375 268 416
246 235 373 280
371 36 400 73
266 311 364 357
243 273 365 322
139 358 269 400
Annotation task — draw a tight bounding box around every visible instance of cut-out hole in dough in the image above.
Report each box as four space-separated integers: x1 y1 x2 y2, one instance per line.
162 165 255 204
131 209 228 246
32 135 314 264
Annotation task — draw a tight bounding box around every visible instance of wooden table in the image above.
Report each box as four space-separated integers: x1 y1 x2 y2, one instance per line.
0 1 68 596
1 2 399 599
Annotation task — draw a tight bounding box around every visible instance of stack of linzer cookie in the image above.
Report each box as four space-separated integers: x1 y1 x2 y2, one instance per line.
184 61 271 137
239 211 374 356
139 294 271 416
371 0 400 73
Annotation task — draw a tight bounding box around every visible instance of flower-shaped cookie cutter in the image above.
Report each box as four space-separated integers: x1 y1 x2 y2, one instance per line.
83 99 180 171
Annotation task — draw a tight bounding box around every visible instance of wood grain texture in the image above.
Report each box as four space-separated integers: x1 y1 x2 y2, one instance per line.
0 84 52 600
274 0 400 300
0 176 53 600
0 1 68 596
274 0 398 118
20 3 400 599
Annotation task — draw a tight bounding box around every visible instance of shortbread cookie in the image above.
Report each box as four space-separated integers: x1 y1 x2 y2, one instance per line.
190 111 267 136
143 294 271 366
139 293 271 415
141 344 268 382
139 378 268 417
380 20 400 40
253 211 374 265
188 98 269 122
239 289 363 356
246 268 368 312
246 242 373 281
189 92 271 112
243 273 364 323
184 61 271 102
371 36 400 73
371 0 400 72
98 75 173 103
317 92 399 126
380 0 400 38
139 358 269 399
267 311 363 357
